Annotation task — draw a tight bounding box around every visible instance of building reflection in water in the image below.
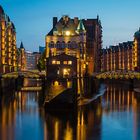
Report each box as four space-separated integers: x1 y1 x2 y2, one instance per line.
0 91 44 140
43 110 76 140
0 82 140 140
101 82 140 140
44 83 140 140
103 83 133 112
44 99 102 140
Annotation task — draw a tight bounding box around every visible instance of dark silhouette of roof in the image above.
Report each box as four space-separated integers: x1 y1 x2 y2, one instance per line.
11 22 16 30
134 28 140 39
20 42 25 49
47 16 85 36
0 5 4 15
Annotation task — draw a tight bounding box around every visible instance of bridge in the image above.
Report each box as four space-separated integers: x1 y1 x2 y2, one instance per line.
1 70 46 79
95 70 140 79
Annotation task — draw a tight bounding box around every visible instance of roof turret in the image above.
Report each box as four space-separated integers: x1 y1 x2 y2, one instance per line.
76 20 86 34
134 28 140 40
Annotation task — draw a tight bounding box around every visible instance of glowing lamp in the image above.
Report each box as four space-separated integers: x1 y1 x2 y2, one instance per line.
65 31 70 36
54 81 59 86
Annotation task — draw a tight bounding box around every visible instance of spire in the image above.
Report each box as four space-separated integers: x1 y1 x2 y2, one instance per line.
97 14 99 21
20 42 24 49
76 20 86 34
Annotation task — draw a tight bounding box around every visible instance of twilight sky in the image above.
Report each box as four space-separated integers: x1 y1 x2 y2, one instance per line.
1 0 140 51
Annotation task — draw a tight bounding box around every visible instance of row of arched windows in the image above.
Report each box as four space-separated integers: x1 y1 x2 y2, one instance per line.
48 41 84 48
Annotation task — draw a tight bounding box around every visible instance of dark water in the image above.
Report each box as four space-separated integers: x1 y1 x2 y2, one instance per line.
0 82 140 140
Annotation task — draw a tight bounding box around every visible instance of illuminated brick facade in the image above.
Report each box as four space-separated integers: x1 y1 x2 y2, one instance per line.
18 42 26 71
0 5 17 74
45 15 102 77
102 28 140 72
101 42 133 72
133 28 140 71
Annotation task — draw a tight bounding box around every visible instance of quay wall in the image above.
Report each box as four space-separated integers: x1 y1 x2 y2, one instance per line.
101 78 140 89
0 77 16 97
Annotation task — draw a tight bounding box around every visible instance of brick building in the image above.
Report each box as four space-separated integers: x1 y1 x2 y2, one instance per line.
45 15 102 77
101 28 140 72
101 41 133 72
0 5 18 74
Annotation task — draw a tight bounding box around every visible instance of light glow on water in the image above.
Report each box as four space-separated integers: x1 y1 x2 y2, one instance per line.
0 82 140 140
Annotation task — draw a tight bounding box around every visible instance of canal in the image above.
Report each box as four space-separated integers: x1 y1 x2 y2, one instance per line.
0 81 140 140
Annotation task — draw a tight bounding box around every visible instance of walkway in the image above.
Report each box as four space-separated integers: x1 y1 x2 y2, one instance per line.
95 70 140 79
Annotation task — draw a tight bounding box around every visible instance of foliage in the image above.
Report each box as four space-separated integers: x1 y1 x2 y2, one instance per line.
37 50 46 72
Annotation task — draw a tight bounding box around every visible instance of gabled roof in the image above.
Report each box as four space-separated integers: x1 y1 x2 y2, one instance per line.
47 29 53 36
76 20 86 33
47 16 79 36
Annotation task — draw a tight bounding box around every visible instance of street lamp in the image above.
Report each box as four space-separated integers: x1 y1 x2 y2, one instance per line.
65 31 70 36
44 58 47 77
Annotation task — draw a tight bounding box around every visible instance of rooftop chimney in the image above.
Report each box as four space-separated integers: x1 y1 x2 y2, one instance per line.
53 17 57 28
74 17 79 25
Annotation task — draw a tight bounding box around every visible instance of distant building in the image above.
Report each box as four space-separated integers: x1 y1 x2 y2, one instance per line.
0 5 18 74
25 51 36 70
101 41 133 71
101 29 140 72
45 15 102 77
33 52 41 68
18 42 26 71
39 46 45 54
133 28 140 71
25 51 41 70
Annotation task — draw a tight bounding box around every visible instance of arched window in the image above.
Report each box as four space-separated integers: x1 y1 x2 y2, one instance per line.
71 41 77 48
56 41 61 48
62 41 66 48
49 41 55 48
67 41 71 48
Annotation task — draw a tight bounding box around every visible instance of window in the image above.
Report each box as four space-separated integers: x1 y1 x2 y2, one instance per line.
63 68 70 77
57 61 60 64
63 61 67 64
56 42 61 48
68 42 71 48
68 61 72 65
52 60 60 65
52 60 56 64
62 41 66 48
49 42 55 48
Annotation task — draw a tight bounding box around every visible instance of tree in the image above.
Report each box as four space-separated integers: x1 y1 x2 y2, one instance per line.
37 49 46 72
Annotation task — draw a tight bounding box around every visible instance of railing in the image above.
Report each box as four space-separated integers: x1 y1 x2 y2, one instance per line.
95 70 140 79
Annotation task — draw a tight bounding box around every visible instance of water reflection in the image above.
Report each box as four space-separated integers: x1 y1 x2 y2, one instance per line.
44 83 140 140
101 83 140 140
0 82 140 140
0 91 44 140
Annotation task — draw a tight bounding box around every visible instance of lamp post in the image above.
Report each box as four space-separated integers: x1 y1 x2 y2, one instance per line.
44 58 47 77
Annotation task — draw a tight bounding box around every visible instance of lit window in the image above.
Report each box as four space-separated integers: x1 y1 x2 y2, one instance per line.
63 68 70 76
52 60 56 64
63 61 67 64
53 81 59 86
57 61 60 64
68 61 72 65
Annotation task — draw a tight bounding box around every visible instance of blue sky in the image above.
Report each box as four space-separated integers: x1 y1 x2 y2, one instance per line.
1 0 140 51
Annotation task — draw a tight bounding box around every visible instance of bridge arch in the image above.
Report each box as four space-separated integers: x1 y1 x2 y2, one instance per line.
2 70 44 78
